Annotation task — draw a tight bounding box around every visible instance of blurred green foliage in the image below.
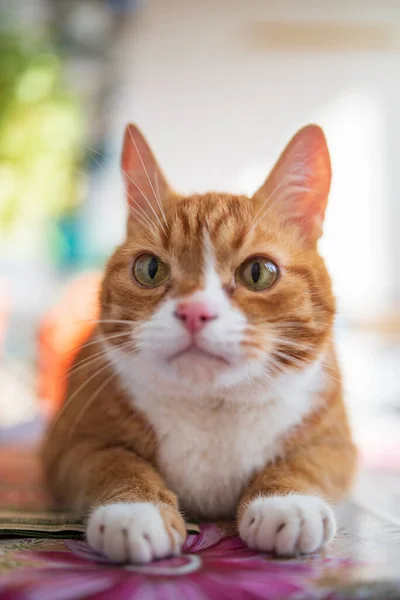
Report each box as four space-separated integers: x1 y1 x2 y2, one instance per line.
0 29 84 235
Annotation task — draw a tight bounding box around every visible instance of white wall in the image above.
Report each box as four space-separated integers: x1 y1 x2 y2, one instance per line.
92 0 400 319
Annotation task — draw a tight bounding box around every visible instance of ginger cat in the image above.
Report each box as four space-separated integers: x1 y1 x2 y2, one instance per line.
42 123 357 564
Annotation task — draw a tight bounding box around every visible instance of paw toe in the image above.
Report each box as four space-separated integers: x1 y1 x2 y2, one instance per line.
86 502 184 564
239 495 337 557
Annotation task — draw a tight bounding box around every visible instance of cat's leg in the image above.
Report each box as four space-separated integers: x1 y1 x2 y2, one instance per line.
237 436 357 556
51 445 186 564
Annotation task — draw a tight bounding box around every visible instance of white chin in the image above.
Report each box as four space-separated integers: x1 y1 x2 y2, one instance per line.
168 348 230 384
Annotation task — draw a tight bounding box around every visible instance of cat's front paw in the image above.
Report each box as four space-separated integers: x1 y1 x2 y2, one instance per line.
239 494 336 556
87 502 186 564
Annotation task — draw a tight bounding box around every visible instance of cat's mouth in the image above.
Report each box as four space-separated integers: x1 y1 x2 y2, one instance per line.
167 345 230 366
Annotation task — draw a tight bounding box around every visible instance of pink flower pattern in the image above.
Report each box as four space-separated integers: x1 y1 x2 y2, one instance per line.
0 526 352 600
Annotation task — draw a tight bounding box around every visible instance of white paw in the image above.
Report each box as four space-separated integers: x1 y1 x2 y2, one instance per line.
239 494 336 556
87 502 183 564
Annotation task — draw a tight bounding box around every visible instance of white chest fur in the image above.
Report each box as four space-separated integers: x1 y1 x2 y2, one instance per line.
120 359 326 521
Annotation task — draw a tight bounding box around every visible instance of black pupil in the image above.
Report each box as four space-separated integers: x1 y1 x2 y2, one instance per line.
148 257 158 279
251 262 261 283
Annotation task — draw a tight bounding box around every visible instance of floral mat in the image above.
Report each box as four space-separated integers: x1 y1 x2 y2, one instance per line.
1 448 400 599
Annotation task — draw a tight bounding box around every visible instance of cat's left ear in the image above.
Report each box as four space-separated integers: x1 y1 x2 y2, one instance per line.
252 125 331 244
121 124 170 217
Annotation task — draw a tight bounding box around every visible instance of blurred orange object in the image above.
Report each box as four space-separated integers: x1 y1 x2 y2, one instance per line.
37 273 101 419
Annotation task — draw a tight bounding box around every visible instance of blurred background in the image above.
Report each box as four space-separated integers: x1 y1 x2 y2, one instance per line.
0 0 400 489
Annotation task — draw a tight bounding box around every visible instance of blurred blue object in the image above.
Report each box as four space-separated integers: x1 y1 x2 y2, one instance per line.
57 213 83 268
0 416 44 445
108 0 143 12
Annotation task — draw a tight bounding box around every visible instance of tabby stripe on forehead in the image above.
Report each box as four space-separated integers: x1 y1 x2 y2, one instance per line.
212 204 248 250
164 213 189 252
231 225 248 251
195 213 205 241
178 212 191 237
210 212 229 239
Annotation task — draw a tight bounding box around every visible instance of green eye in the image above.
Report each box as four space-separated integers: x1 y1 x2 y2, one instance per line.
236 256 278 291
133 254 170 287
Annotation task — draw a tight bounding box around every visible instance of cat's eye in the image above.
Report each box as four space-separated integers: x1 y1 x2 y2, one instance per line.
236 256 278 291
133 254 170 287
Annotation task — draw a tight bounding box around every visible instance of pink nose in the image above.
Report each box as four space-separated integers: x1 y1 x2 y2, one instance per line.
174 301 218 334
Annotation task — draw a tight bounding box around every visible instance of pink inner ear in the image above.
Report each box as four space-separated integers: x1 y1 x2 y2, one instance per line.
253 125 332 243
121 124 169 219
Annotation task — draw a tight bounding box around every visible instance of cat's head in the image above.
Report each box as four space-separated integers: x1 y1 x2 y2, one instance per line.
100 124 335 397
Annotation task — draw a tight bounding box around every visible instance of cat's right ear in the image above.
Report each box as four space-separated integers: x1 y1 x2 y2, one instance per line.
121 124 170 221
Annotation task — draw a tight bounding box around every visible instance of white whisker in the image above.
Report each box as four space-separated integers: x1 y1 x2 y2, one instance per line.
67 338 134 378
274 320 331 330
322 370 341 384
89 319 134 326
129 202 159 235
154 169 168 228
269 336 315 352
272 349 311 367
127 127 168 229
64 330 132 357
46 359 114 438
66 370 119 442
126 187 160 236
123 168 168 236
85 144 167 236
